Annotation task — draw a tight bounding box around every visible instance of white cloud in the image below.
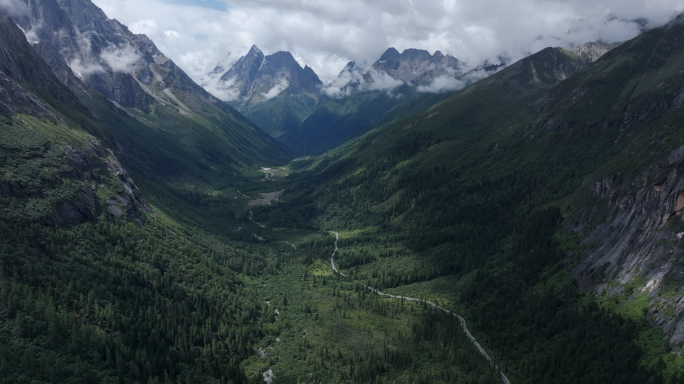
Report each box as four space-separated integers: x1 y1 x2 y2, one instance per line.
164 29 181 38
417 76 465 93
366 69 404 91
261 78 289 100
24 29 39 44
129 19 158 35
322 62 367 97
0 0 26 18
201 75 241 101
100 44 141 72
91 0 684 89
68 58 104 79
14 22 40 44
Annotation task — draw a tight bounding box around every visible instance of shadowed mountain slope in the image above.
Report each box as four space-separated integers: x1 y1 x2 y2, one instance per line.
213 46 326 139
8 0 291 192
251 19 684 382
282 42 617 154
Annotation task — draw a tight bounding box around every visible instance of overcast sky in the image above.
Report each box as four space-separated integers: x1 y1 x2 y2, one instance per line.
92 0 684 84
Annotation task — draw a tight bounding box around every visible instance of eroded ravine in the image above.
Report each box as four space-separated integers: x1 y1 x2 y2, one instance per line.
328 231 511 384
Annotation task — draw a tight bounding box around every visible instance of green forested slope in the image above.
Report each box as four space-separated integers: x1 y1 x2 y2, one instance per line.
252 16 684 383
0 6 505 384
282 86 421 154
282 47 595 155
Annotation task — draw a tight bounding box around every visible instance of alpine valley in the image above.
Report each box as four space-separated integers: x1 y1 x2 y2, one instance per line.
1 0 684 383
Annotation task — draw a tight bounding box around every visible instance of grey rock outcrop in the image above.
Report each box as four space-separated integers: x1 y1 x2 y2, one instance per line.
218 45 266 100
567 41 624 63
8 0 243 118
574 154 684 346
0 7 82 113
372 47 463 86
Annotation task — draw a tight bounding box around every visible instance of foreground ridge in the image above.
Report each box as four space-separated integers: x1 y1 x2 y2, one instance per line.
329 231 511 384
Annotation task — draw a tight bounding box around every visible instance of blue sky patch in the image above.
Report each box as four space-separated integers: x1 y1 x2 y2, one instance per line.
162 0 227 11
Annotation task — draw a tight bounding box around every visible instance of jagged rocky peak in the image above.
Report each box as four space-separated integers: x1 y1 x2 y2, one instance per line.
258 51 322 93
7 0 233 116
214 46 322 103
372 47 463 85
218 45 266 98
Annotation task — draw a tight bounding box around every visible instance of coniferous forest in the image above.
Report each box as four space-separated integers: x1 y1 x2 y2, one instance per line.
4 1 684 383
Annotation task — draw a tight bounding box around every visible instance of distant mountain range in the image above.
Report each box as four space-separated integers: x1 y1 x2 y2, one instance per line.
6 0 289 189
209 45 325 139
206 42 620 153
4 0 684 380
207 45 469 152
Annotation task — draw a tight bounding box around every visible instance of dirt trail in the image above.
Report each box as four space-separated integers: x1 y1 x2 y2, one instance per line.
245 209 510 384
328 231 511 384
248 210 266 228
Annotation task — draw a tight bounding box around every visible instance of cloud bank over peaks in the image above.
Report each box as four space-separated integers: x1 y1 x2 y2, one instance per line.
321 47 475 98
204 76 241 102
91 0 684 92
198 52 241 101
322 61 368 98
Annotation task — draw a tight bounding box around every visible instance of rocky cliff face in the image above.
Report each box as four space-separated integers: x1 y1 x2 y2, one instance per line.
216 45 323 104
568 41 624 63
509 17 684 348
10 0 155 111
0 8 82 113
0 6 149 224
575 148 684 347
208 45 325 138
9 0 243 118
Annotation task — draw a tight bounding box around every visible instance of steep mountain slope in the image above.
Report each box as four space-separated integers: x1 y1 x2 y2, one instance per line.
253 29 684 382
7 0 291 205
281 48 467 153
283 84 421 154
212 45 326 139
0 5 506 384
283 43 616 154
0 7 275 382
516 15 684 349
11 0 289 168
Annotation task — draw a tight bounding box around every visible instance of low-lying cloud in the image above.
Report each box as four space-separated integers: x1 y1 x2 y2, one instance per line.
200 75 241 101
323 63 407 97
417 76 465 93
261 78 289 100
92 0 684 90
0 0 26 18
367 70 404 92
67 44 141 78
100 44 140 73
69 58 104 79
